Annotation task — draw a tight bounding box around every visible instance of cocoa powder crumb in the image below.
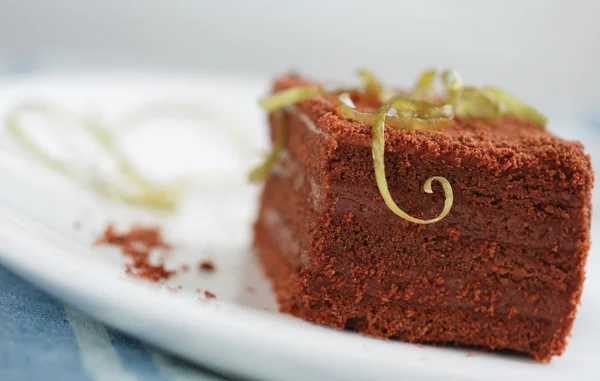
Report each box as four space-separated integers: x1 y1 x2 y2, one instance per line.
96 223 175 282
246 286 255 293
199 260 215 273
204 291 216 299
466 352 473 357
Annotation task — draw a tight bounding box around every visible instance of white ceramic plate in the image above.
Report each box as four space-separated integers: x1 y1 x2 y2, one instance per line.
0 72 599 381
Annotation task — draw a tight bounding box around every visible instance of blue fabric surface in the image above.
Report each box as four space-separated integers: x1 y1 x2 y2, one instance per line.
0 266 230 381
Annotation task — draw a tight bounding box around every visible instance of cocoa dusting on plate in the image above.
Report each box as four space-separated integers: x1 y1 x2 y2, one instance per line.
199 260 215 273
95 224 175 282
204 291 216 299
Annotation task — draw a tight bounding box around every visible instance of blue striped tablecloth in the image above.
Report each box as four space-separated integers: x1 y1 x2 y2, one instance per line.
0 266 231 381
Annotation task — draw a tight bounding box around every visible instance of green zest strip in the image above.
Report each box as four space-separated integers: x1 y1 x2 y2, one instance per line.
371 96 453 224
482 86 547 126
6 100 187 210
335 92 380 125
258 86 320 111
337 93 454 131
248 110 288 182
441 69 463 94
6 101 73 173
412 68 437 100
452 87 501 119
336 100 375 124
440 69 545 124
357 68 386 103
441 69 499 118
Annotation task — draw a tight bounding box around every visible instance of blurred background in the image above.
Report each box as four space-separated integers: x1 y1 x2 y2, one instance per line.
1 0 599 114
2 0 599 215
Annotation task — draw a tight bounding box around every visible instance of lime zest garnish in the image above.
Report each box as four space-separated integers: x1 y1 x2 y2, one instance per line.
248 110 288 182
389 96 441 111
259 86 320 111
481 86 547 126
336 93 376 125
452 87 501 119
412 68 438 100
371 96 454 224
357 68 398 102
252 85 319 183
441 69 463 94
357 68 386 103
337 93 454 131
5 101 72 173
439 69 545 124
4 100 207 210
441 69 500 119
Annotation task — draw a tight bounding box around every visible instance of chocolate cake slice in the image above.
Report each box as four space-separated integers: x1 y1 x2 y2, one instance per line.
253 73 593 361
